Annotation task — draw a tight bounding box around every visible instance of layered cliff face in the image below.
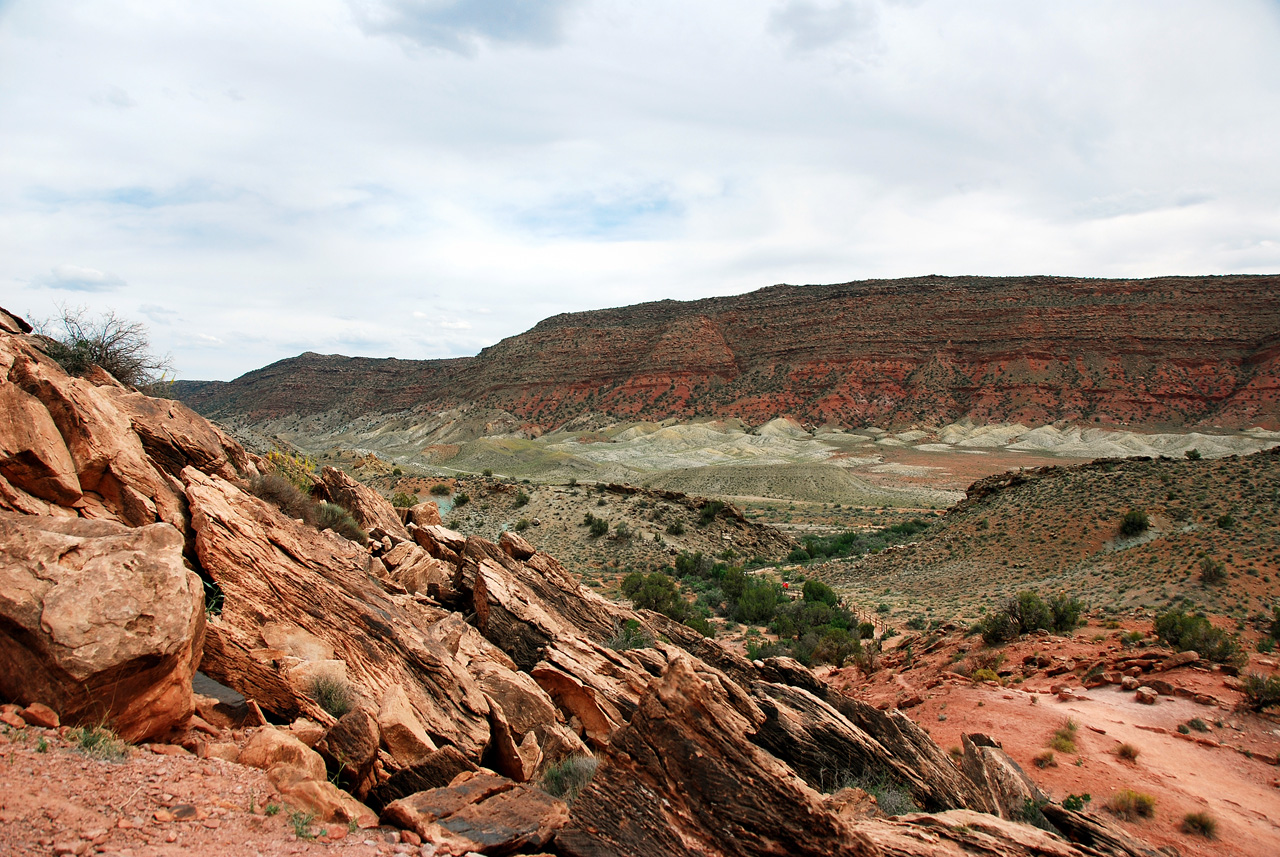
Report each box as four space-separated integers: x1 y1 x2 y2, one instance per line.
181 275 1280 431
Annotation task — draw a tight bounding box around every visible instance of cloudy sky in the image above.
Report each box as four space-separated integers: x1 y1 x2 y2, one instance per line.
3 1 1279 380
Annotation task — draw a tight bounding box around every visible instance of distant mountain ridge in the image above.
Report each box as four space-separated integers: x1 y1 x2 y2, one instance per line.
178 274 1280 431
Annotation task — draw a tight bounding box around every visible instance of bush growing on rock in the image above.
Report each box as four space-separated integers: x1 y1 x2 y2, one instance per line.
250 474 316 524
391 491 418 508
540 755 598 802
315 502 367 543
35 304 172 388
308 674 354 718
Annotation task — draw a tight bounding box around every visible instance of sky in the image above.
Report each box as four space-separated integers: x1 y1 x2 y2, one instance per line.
3 1 1280 381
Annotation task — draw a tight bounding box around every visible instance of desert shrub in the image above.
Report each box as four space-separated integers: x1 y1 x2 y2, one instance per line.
1047 593 1085 632
1269 605 1280 641
540 755 598 802
1199 557 1227 584
482 469 493 477
1033 750 1056 768
981 611 1019 645
1119 510 1150 537
698 500 725 526
731 578 784 624
391 492 418 508
513 490 529 508
684 613 715 637
622 572 687 622
1241 672 1280 711
69 725 126 762
1216 513 1235 530
308 674 354 718
1116 743 1140 762
513 518 531 532
1154 609 1246 667
811 628 861 667
1186 717 1209 733
787 547 812 563
666 521 685 536
607 618 652 651
264 450 317 490
315 502 367 543
1181 811 1217 838
1049 719 1078 754
613 521 631 540
1062 793 1092 812
803 579 839 606
1108 789 1155 820
453 492 469 507
972 668 1002 684
250 474 315 524
1185 448 1202 460
589 517 609 538
821 765 918 815
857 621 876 639
430 483 451 495
1007 591 1053 634
36 304 172 387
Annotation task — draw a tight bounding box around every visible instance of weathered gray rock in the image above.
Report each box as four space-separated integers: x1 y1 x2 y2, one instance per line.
960 734 1047 821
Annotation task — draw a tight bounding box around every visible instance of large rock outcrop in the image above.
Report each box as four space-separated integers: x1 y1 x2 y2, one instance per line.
0 512 204 741
184 466 493 757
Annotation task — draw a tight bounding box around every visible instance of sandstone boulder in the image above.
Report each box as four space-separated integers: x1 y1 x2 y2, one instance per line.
277 777 379 829
406 501 442 527
960 734 1048 821
318 465 409 541
239 726 328 784
0 512 203 742
381 770 569 855
368 745 480 810
0 381 82 506
378 684 437 767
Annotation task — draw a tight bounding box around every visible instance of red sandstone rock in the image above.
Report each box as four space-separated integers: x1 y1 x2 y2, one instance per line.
0 512 203 742
317 465 409 541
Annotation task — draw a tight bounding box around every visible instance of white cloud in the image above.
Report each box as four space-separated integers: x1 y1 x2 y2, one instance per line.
2 0 1279 381
37 264 127 292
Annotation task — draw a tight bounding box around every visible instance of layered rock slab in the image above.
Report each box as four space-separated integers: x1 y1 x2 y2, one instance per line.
0 511 204 741
183 467 491 757
558 654 875 857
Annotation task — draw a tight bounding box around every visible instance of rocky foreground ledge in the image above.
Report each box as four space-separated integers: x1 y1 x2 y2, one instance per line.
0 306 1164 856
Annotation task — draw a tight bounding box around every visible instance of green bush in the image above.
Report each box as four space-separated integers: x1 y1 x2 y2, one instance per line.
250 474 315 524
1107 789 1155 821
513 491 530 508
1199 557 1227 584
430 483 451 495
1119 510 1150 537
1062 793 1092 812
803 579 838 606
69 725 126 762
589 517 609 538
315 502 368 543
1241 672 1280 711
391 491 418 508
36 305 172 387
308 674 354 718
1185 448 1202 460
622 572 687 621
699 500 726 526
607 619 652 651
1154 609 1246 667
453 492 469 507
514 518 531 532
1181 811 1216 838
666 521 685 536
540 755 598 802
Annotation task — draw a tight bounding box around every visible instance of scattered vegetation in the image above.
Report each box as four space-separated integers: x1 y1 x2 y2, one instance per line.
795 519 929 563
982 590 1084 645
1107 789 1156 821
540 755 598 802
1049 719 1078 754
248 473 367 543
308 674 354 718
1153 609 1246 667
68 725 126 762
287 808 317 839
1181 811 1217 838
1115 743 1140 762
1062 793 1092 812
1241 672 1280 711
607 618 653 651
